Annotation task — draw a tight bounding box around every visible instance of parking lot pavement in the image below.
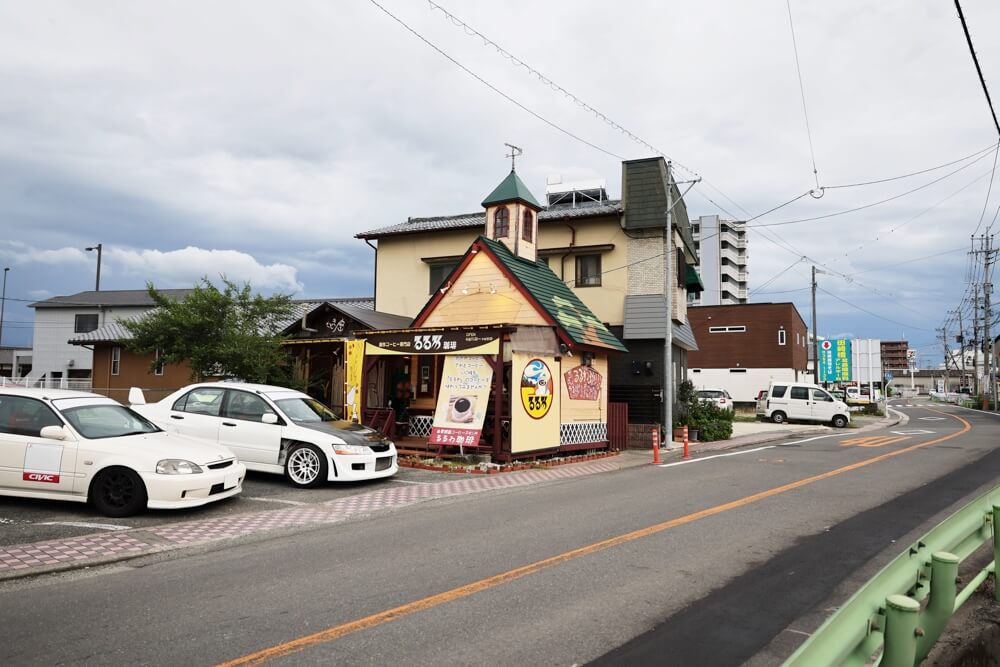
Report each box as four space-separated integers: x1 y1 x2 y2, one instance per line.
0 456 632 578
0 466 446 548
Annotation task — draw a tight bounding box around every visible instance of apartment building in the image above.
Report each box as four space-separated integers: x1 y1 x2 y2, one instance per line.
689 215 748 306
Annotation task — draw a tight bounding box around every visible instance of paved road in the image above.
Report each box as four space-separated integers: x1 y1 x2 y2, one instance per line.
1 400 995 666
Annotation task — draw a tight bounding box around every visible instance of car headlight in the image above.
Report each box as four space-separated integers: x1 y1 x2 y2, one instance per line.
332 444 372 456
156 459 203 474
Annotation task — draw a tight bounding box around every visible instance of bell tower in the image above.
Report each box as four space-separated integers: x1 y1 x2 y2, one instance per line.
482 145 542 262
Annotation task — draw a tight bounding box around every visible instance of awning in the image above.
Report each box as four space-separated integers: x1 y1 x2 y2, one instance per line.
686 265 705 293
621 295 699 351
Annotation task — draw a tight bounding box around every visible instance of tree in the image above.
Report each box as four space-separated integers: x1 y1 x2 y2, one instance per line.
123 278 296 384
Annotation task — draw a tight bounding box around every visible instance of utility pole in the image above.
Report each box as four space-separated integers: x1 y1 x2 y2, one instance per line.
987 234 995 410
939 326 950 396
958 308 966 389
812 265 819 384
85 243 103 291
0 267 8 348
663 162 674 445
973 285 980 397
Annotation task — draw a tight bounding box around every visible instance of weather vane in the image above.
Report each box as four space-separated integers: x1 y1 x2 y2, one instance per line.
504 143 522 172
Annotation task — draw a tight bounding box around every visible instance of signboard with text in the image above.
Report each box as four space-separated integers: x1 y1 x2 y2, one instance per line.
428 356 494 448
361 327 502 356
563 365 602 401
511 353 560 453
819 339 852 383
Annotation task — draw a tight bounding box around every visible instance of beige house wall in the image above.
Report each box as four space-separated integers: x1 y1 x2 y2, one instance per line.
372 213 630 326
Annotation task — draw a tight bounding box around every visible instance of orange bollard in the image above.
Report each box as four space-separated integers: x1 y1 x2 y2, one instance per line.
683 425 689 459
652 427 660 464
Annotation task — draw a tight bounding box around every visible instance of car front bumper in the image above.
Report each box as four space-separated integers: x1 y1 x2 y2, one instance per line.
141 462 247 509
329 449 398 482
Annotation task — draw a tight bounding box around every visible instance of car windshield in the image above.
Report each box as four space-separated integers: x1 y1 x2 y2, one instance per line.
60 404 161 439
697 391 725 399
276 397 341 423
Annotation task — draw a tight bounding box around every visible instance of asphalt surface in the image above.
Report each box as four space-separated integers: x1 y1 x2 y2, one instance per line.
0 399 994 666
0 466 446 547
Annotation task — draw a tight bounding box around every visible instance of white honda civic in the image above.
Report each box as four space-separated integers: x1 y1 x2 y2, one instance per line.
130 382 398 488
0 388 245 517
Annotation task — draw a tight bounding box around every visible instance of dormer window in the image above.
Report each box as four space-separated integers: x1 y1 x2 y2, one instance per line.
494 207 509 238
522 210 534 242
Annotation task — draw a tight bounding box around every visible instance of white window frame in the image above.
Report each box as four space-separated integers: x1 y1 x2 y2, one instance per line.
154 349 164 376
111 346 121 376
708 325 746 333
778 329 787 346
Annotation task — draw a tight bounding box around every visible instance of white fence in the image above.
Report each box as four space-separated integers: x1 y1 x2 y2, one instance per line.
0 377 93 391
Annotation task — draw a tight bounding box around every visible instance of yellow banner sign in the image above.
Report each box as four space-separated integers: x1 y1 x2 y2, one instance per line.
344 340 364 422
428 356 494 448
511 353 560 452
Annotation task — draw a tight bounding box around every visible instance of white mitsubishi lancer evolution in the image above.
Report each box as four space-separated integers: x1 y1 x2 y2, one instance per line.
130 382 398 488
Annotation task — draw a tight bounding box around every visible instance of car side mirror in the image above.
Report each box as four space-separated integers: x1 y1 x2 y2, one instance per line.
262 413 279 425
40 425 68 440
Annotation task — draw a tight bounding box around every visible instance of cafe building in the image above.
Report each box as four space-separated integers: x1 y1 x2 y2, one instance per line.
356 169 628 461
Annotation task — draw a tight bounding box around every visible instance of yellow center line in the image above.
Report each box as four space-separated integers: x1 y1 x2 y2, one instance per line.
217 410 972 667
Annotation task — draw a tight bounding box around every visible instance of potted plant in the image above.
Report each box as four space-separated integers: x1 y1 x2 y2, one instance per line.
672 380 695 441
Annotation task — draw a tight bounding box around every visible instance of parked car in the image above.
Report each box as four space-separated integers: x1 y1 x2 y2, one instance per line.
130 383 398 488
694 388 734 412
762 381 851 428
0 388 245 517
755 389 768 417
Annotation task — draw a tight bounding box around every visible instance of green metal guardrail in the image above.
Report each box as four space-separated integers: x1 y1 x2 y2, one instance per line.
784 484 1000 666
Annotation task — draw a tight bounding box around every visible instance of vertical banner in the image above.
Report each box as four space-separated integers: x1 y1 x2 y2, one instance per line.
344 340 365 422
511 353 561 453
428 355 494 447
819 339 852 383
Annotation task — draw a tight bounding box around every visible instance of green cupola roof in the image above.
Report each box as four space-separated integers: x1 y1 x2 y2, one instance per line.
481 170 542 209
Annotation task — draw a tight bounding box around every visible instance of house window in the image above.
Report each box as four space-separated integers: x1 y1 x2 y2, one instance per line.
522 210 534 242
111 347 121 376
74 314 99 333
154 349 164 376
795 332 800 345
428 262 459 294
778 329 787 345
575 254 601 287
494 207 509 238
729 368 747 373
708 325 746 333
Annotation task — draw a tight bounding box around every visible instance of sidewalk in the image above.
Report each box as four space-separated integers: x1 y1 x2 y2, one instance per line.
0 456 639 581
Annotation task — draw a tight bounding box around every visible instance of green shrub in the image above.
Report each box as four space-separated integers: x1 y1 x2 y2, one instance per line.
687 397 734 442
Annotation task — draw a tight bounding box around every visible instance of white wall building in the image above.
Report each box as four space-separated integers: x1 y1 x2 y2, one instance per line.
27 289 191 390
689 215 748 306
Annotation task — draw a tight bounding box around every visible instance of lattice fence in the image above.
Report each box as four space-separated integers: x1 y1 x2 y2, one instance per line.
560 421 607 445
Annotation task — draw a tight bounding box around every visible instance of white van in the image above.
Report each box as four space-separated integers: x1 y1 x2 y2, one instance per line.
763 381 851 428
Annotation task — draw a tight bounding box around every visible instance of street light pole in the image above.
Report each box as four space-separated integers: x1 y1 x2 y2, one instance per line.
812 266 819 384
85 243 102 291
0 267 8 347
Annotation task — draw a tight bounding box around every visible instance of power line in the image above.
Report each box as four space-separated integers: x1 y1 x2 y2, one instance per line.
824 142 998 190
954 0 1000 136
366 0 624 160
846 246 967 276
817 286 933 332
785 0 821 190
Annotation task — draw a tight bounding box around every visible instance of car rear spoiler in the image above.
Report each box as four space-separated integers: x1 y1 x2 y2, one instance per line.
127 387 146 405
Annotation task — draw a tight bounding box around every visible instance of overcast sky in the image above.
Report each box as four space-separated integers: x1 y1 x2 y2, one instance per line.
1 0 998 367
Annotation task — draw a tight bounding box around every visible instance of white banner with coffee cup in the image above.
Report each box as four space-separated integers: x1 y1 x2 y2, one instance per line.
428 355 494 448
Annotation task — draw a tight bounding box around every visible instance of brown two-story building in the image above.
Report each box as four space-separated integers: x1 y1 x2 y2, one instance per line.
686 302 810 403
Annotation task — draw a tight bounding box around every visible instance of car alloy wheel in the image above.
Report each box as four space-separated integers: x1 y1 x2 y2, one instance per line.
91 467 147 517
285 444 328 488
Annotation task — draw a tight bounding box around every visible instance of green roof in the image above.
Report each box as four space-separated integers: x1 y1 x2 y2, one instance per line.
478 237 627 352
481 170 543 209
686 265 705 293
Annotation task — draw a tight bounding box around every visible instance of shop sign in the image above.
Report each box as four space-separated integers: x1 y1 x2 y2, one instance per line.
428 356 494 448
363 328 501 356
520 358 554 419
819 339 852 383
563 364 602 401
511 353 560 453
344 340 364 422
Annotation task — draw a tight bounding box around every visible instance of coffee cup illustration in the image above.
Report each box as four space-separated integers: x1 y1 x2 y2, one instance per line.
450 396 476 423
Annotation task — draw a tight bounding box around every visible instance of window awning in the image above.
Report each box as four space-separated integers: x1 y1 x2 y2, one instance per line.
686 265 705 293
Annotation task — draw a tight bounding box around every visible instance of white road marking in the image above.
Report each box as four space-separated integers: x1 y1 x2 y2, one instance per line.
388 479 431 485
918 417 947 421
658 445 775 467
785 628 812 637
892 429 935 435
38 521 130 531
245 497 308 506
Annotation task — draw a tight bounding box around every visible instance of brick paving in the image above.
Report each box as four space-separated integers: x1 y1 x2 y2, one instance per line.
0 458 624 577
